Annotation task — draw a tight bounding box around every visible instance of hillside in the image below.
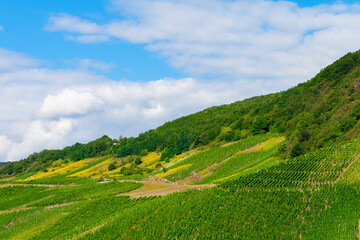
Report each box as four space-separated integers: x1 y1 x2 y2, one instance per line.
2 50 360 239
1 133 360 239
3 50 360 176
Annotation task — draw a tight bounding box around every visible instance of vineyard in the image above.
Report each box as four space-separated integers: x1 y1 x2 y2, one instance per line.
222 138 360 190
1 134 360 239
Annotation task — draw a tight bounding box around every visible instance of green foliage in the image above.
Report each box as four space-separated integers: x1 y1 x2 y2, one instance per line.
252 117 270 135
5 50 360 240
2 136 360 239
160 148 175 162
134 156 142 165
222 137 360 189
199 141 284 184
6 51 360 176
0 136 114 176
290 143 306 158
106 50 360 161
108 162 116 171
164 134 276 181
119 164 143 176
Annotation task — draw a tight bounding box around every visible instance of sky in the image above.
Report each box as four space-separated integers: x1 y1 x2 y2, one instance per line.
1 0 360 162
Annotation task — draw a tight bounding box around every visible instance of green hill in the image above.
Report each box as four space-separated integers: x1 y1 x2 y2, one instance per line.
1 135 360 239
4 50 360 176
2 50 360 239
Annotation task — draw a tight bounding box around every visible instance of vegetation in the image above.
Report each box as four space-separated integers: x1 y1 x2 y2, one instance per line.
2 135 360 239
2 50 360 239
4 51 360 176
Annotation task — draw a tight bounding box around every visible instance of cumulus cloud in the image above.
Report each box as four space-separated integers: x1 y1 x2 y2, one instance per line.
39 89 104 118
4 0 360 162
46 0 360 85
0 48 254 162
0 135 12 160
6 119 76 161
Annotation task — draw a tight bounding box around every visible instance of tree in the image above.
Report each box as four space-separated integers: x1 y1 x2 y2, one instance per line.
135 156 142 165
252 117 270 135
160 148 175 162
290 143 305 158
108 162 116 171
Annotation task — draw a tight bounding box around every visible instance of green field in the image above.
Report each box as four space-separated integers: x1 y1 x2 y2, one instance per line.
1 134 360 239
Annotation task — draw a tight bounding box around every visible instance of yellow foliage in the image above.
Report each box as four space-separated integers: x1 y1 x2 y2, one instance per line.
163 149 198 168
338 155 360 185
140 152 161 166
155 164 193 178
69 158 113 178
124 162 132 168
91 159 125 179
22 158 96 181
200 168 210 175
172 149 197 162
247 136 286 152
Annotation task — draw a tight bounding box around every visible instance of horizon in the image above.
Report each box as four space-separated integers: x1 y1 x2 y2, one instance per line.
1 0 360 162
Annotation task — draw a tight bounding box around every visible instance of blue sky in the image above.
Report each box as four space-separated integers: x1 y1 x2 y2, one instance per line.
1 0 360 161
0 0 358 82
0 0 184 81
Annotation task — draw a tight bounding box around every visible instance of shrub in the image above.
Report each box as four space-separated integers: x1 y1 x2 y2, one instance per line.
108 162 116 171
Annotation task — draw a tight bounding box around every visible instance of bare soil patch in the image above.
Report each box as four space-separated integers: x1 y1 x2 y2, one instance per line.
119 178 215 198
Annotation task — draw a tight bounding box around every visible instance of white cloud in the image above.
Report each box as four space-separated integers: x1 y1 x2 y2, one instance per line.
0 26 3 31
6 119 75 161
39 89 104 118
3 0 360 162
67 58 115 71
46 0 360 85
66 34 109 44
45 13 100 34
0 48 255 162
0 48 37 71
0 135 12 160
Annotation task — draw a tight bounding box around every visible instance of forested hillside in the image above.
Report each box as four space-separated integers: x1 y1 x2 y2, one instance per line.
2 50 360 178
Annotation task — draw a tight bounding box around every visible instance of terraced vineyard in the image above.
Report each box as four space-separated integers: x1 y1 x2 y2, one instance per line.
160 133 280 182
222 138 360 190
2 134 360 239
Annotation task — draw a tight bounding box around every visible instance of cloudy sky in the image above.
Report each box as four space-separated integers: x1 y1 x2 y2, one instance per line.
1 0 360 162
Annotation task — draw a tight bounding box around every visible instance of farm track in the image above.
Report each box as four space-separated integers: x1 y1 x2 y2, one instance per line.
0 183 75 188
335 153 360 183
179 137 283 184
0 201 77 215
119 178 215 198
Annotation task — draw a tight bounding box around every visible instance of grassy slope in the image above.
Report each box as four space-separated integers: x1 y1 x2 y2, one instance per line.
162 133 277 181
1 136 360 239
198 136 285 184
12 134 280 184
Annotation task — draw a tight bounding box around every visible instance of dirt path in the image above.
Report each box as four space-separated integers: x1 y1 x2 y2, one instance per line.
119 178 215 198
0 183 75 188
335 154 360 184
179 137 285 184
